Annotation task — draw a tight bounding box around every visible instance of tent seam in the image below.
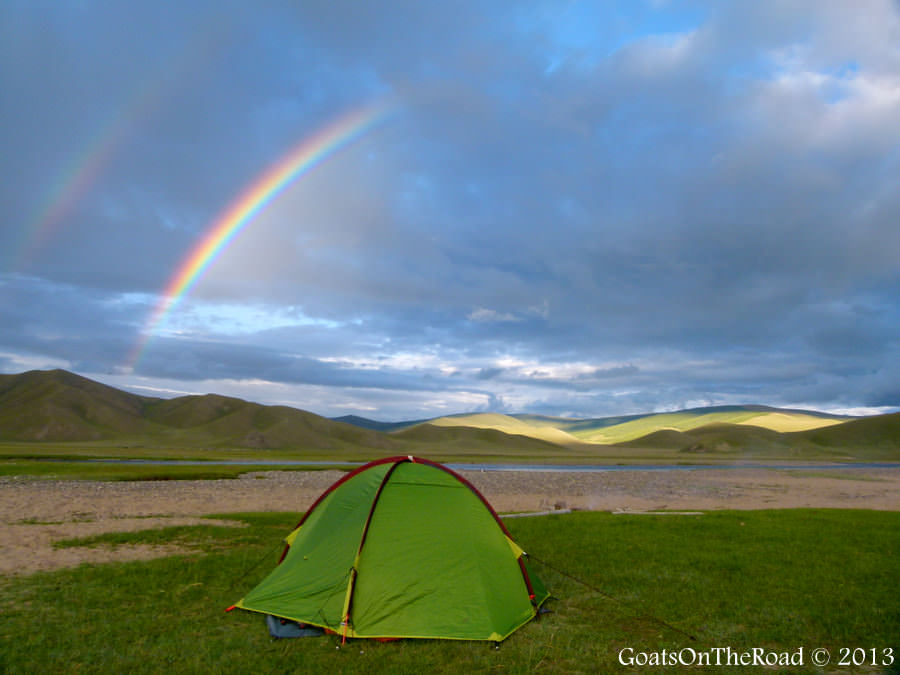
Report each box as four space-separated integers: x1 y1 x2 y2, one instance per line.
342 457 407 636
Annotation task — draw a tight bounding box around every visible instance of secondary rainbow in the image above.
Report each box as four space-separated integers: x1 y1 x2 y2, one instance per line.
128 101 393 368
13 31 225 274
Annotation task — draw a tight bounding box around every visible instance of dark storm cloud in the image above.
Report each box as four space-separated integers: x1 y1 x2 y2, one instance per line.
1 1 899 418
0 275 140 363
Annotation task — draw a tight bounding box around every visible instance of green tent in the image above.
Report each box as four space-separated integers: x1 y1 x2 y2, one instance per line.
233 456 549 642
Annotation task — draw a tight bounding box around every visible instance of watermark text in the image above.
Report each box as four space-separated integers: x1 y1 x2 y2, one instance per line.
618 646 894 668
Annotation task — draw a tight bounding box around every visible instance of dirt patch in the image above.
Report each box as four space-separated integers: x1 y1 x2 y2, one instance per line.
0 517 244 575
2 467 898 575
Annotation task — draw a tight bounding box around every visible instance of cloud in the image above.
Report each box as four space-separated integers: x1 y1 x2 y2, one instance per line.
468 308 519 323
0 1 898 419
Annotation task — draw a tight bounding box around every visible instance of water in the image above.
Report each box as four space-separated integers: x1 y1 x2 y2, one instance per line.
49 459 900 472
448 462 900 472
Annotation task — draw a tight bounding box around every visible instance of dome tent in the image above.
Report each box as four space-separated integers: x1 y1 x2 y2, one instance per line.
232 455 549 642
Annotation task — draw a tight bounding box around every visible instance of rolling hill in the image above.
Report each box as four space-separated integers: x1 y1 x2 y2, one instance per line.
571 407 847 444
422 413 584 446
390 423 566 457
0 370 394 452
330 415 423 433
792 412 900 455
0 370 598 458
616 414 900 461
396 406 851 448
338 403 898 461
0 368 160 441
1 369 896 461
620 423 792 455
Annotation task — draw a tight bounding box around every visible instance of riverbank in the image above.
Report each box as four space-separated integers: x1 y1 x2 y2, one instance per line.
2 466 898 574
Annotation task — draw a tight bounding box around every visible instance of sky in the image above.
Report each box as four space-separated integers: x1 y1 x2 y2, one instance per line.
2 1 899 421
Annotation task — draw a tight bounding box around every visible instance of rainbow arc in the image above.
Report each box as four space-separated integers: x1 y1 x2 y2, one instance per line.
128 101 394 368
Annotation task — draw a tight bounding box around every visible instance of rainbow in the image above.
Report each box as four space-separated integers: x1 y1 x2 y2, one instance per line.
12 28 226 274
13 108 141 274
128 100 394 368
23 136 116 262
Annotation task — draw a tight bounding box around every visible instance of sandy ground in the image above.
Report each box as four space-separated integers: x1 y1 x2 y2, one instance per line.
1 467 898 575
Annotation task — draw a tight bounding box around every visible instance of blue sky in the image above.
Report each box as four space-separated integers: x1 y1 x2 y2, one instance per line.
2 1 899 420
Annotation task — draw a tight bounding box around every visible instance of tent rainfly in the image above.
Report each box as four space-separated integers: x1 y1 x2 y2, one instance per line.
231 455 549 642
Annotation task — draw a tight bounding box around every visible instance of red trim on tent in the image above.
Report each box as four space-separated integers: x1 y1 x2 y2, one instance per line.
407 457 515 538
277 456 413 563
408 458 539 602
344 458 407 632
516 557 537 601
355 459 405 556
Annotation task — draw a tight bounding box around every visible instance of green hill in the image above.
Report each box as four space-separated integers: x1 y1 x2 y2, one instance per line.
617 415 900 462
424 413 584 446
574 407 846 444
621 423 791 454
512 413 650 433
365 406 853 448
1 370 896 462
0 370 568 456
790 412 900 459
144 397 396 451
330 415 422 433
0 369 162 441
0 370 394 452
391 423 568 459
343 405 898 461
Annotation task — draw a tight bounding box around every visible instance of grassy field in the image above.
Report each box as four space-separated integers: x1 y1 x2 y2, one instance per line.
4 431 897 481
0 458 358 482
1 510 897 673
0 441 750 478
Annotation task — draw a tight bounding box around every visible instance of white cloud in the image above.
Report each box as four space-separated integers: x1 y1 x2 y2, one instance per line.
467 307 520 323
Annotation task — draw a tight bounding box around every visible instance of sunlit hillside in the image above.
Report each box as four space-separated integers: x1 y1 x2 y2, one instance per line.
738 411 844 433
573 409 847 444
422 408 849 447
424 413 583 446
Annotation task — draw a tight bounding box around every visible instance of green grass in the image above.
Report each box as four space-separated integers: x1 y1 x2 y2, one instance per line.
1 510 897 674
52 522 249 550
0 441 374 463
0 459 358 481
4 443 894 480
0 444 712 474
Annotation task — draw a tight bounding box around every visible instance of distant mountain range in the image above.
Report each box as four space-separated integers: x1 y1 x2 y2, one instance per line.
1 369 898 460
